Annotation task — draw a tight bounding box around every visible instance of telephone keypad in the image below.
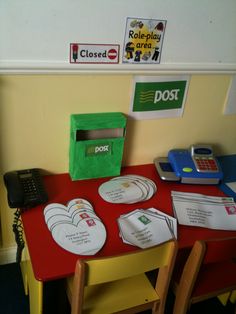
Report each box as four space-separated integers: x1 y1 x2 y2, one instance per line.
21 177 41 201
21 173 45 202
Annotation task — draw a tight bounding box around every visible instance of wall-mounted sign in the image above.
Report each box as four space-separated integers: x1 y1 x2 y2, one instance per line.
70 44 119 64
130 76 190 120
223 75 236 115
123 17 166 64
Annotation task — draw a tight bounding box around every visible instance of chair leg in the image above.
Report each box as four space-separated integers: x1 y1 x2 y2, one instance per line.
152 302 159 314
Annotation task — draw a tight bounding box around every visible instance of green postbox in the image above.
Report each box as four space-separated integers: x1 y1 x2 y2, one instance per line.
69 112 127 180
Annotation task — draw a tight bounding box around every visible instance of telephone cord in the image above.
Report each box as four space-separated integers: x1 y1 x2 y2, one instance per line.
12 208 25 263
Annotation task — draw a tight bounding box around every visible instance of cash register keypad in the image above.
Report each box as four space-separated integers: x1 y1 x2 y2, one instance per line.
194 157 219 172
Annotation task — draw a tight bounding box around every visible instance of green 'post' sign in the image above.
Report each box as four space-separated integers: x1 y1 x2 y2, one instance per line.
133 80 187 112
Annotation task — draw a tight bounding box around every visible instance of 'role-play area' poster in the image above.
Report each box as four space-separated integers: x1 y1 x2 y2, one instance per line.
122 17 167 64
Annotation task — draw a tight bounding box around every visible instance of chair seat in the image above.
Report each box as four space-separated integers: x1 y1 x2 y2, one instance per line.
67 273 159 314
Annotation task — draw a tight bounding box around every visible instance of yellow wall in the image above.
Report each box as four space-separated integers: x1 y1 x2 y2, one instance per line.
0 74 236 248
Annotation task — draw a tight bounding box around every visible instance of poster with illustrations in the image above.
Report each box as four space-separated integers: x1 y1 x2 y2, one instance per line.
123 17 167 64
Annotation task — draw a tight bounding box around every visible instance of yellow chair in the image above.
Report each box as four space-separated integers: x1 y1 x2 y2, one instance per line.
172 237 236 314
66 240 177 314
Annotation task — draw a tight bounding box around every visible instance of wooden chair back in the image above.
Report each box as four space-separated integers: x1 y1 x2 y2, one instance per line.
173 237 236 314
66 239 177 314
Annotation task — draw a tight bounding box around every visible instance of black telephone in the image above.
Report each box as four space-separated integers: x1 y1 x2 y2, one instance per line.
4 168 48 209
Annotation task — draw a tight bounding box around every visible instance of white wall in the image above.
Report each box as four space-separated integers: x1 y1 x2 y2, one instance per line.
1 0 236 73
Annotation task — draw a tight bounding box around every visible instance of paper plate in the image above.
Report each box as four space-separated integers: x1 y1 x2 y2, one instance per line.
72 210 101 225
99 174 157 204
44 207 71 222
98 179 144 204
68 204 95 217
44 198 107 255
118 175 157 199
111 177 147 202
47 214 72 231
51 220 107 255
67 198 94 211
44 203 68 215
77 216 103 229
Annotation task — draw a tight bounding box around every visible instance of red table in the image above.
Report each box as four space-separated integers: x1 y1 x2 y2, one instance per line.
22 163 236 280
21 164 236 314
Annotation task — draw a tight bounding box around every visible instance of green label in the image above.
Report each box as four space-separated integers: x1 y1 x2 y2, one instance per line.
86 142 112 156
138 215 151 225
133 80 187 112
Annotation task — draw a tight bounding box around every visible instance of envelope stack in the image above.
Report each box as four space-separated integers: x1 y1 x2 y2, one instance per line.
117 208 177 249
171 191 236 230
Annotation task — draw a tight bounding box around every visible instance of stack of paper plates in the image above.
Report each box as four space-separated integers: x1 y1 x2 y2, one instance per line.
98 175 157 204
44 198 106 255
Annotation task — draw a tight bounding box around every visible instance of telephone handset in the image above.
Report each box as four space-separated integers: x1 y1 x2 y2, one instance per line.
4 168 48 208
154 145 223 184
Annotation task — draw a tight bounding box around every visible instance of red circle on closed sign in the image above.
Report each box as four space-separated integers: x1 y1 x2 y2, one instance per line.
108 49 117 60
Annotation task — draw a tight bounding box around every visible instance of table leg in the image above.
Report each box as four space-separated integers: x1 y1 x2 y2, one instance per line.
20 259 29 296
21 230 43 313
218 290 236 306
27 258 43 314
217 292 231 305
